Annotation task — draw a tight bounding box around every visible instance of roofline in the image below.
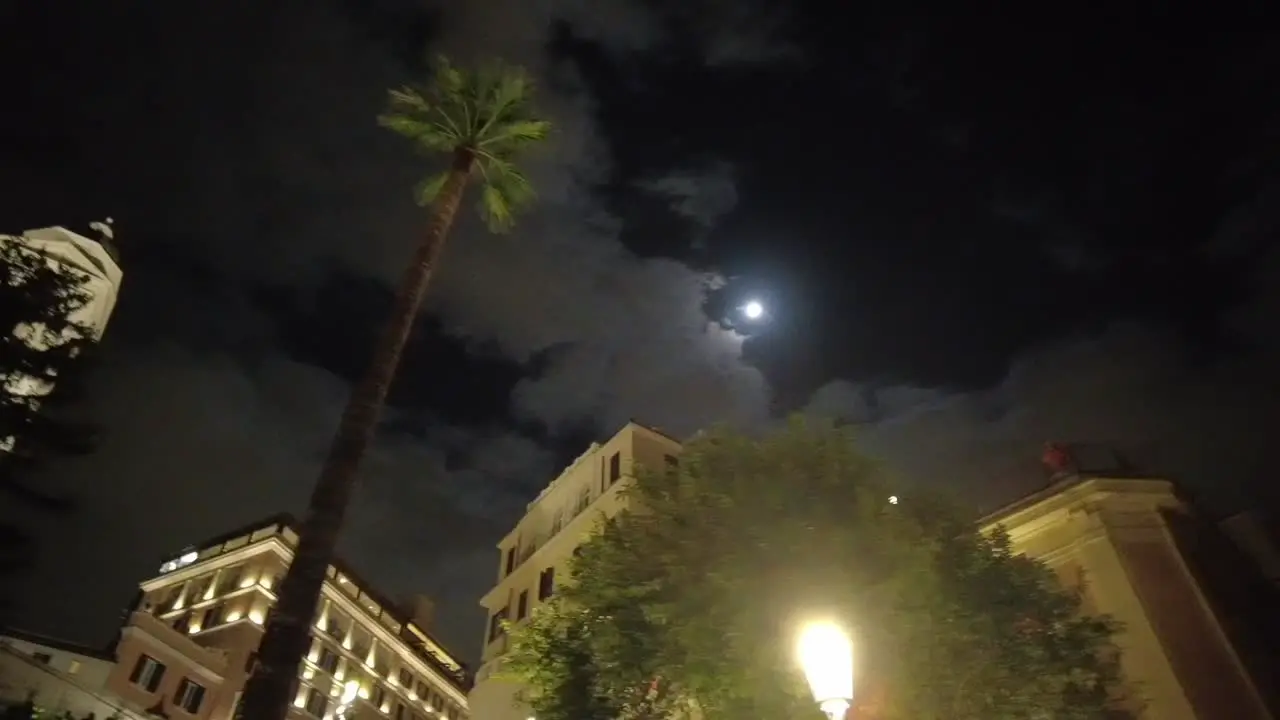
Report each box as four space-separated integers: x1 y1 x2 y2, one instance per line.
625 419 684 445
0 627 113 661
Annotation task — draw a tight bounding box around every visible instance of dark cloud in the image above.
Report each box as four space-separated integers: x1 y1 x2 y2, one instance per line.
8 0 791 665
806 243 1280 514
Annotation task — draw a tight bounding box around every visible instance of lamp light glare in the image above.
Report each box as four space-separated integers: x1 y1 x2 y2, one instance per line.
797 621 854 716
743 300 764 319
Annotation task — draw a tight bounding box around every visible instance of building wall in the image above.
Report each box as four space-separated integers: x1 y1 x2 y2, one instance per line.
103 519 470 720
984 477 1273 720
0 642 146 720
467 423 681 720
0 226 122 400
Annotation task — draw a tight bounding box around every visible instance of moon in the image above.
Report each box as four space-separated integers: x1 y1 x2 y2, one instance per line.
743 300 764 320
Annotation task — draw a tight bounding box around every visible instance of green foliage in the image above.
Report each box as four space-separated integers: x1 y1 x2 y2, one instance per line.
379 55 551 232
0 239 96 620
506 418 1133 720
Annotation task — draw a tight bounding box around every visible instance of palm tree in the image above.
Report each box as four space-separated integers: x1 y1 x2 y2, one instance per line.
235 55 550 720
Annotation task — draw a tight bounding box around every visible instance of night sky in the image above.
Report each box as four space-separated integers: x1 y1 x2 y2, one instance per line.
4 0 1280 667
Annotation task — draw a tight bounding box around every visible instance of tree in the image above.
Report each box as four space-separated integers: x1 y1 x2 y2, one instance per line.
0 238 95 623
506 419 1134 720
235 55 550 720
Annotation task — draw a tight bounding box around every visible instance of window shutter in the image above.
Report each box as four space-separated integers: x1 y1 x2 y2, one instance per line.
146 663 167 692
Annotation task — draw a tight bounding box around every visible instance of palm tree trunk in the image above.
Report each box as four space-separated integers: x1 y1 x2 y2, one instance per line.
235 147 475 720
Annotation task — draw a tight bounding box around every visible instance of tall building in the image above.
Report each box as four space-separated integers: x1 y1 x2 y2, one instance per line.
467 422 682 720
107 514 471 720
0 223 123 400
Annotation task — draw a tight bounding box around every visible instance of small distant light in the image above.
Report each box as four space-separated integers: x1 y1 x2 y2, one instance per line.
888 495 899 505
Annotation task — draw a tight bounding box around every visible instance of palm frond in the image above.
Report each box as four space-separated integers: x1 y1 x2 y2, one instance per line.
382 53 550 231
476 156 536 233
414 172 451 207
478 119 552 149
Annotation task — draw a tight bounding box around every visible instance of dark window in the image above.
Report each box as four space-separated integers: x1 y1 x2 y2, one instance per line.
371 685 387 707
416 680 428 700
305 688 328 717
538 567 556 600
326 617 346 640
128 654 166 693
504 547 515 575
664 454 678 469
318 647 339 674
399 668 413 687
488 606 508 642
172 612 189 632
517 590 529 620
176 678 206 713
608 452 621 483
394 702 407 720
200 606 219 630
447 704 459 720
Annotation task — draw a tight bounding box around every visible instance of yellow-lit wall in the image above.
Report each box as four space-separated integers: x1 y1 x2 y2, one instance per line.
983 477 1273 720
467 423 682 720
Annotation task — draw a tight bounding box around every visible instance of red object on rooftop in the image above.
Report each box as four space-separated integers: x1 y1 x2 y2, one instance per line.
1041 442 1073 475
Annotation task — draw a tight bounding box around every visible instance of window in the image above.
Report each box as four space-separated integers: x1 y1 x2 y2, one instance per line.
175 678 206 713
504 547 515 575
172 612 190 632
576 487 590 513
394 702 407 720
447 704 459 720
538 567 555 600
516 590 528 620
31 652 51 665
416 680 428 699
664 454 678 469
317 647 339 674
488 606 508 642
371 685 387 707
128 654 166 692
398 668 413 687
304 687 328 718
608 452 621 483
200 606 219 630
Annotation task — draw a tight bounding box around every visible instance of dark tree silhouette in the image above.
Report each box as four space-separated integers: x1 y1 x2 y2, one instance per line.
0 237 96 622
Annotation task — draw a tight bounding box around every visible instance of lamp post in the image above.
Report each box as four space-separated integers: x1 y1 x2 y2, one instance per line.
796 621 855 720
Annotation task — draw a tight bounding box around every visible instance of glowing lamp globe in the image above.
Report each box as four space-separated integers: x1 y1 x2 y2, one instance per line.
796 621 854 720
743 300 764 319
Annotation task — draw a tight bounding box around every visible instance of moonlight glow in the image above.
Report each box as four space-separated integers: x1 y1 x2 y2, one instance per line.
743 300 764 319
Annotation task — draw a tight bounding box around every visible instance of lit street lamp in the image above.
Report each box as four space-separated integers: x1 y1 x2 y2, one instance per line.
796 621 855 720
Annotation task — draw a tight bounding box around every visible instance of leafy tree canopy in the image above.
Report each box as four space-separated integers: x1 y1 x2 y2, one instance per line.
506 419 1133 720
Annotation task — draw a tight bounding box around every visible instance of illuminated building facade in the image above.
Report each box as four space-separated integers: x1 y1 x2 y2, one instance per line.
106 514 471 720
466 422 682 720
983 472 1279 719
